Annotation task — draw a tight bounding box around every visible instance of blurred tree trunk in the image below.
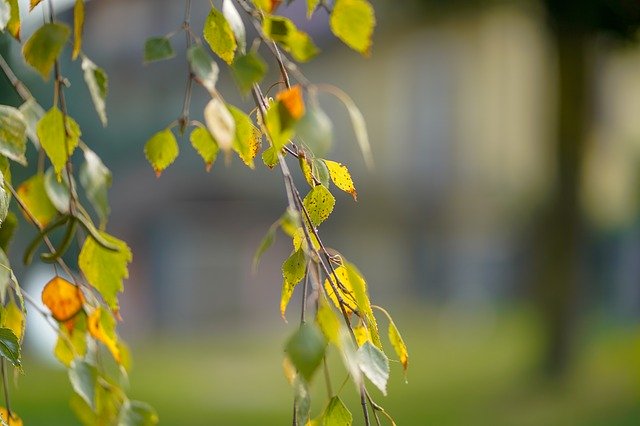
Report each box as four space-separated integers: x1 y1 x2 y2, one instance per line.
535 26 591 376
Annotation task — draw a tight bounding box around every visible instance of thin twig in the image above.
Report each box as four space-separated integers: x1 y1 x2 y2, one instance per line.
179 0 194 134
1 360 10 420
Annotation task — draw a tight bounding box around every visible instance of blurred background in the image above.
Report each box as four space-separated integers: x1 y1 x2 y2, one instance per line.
1 0 640 424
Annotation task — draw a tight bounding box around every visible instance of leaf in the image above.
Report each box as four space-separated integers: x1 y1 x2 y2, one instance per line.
262 16 319 62
316 299 340 345
0 173 8 227
5 0 19 40
44 167 73 214
285 323 326 382
306 0 320 18
0 249 10 304
186 44 219 93
296 103 332 158
18 98 44 148
228 104 261 168
118 400 159 426
344 262 381 348
0 407 22 426
353 323 370 347
292 226 320 254
144 128 178 177
277 85 305 120
69 360 97 410
312 158 330 188
0 327 20 367
88 308 120 363
322 396 352 426
330 0 375 56
78 231 132 309
203 6 236 65
389 317 408 373
324 160 356 200
252 222 276 271
143 37 174 63
302 185 335 227
0 212 17 252
29 0 43 10
231 52 267 93
0 105 27 165
81 57 108 126
280 249 306 319
190 126 219 171
204 98 235 154
22 23 70 79
252 0 281 14
72 0 84 60
262 145 279 168
79 148 112 226
357 341 389 395
1 300 24 342
42 276 84 322
16 174 57 227
222 0 245 54
323 265 357 314
54 313 87 366
264 101 295 152
0 1 10 32
36 107 81 179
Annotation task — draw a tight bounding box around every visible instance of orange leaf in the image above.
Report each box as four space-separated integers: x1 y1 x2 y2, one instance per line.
41 276 84 322
276 85 305 120
0 407 23 426
88 308 121 363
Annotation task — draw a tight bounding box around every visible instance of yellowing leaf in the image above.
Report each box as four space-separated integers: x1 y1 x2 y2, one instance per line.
22 23 71 80
204 98 235 154
282 356 296 385
228 104 262 168
353 323 370 347
0 407 23 426
29 0 43 10
306 0 320 18
262 16 318 62
330 0 375 56
299 157 313 187
322 396 352 426
302 185 335 227
292 227 320 253
1 300 24 341
324 160 357 200
81 57 108 127
316 299 340 345
78 231 132 310
5 0 20 40
144 128 178 177
36 107 81 179
252 0 282 14
0 105 28 165
190 126 219 171
280 249 306 319
88 308 120 363
72 0 84 60
344 262 381 348
276 85 305 120
203 6 236 64
41 276 84 322
323 265 357 314
280 278 295 321
54 313 87 366
16 174 57 227
389 318 408 373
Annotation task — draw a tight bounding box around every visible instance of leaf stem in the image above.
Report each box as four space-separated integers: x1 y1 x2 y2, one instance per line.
1 360 10 420
179 0 194 135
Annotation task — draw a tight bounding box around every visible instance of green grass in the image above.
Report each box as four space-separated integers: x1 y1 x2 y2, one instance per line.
7 306 640 425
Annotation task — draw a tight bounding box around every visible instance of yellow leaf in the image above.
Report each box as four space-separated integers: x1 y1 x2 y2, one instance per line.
389 317 409 373
324 160 357 200
302 185 335 227
87 308 120 363
292 227 320 253
316 299 340 345
72 0 85 60
41 276 84 322
5 0 20 41
280 278 294 321
323 265 357 314
1 300 24 341
282 356 296 385
0 407 23 426
54 313 87 367
353 323 370 346
344 261 382 349
276 85 305 120
299 156 314 187
330 0 376 56
16 174 57 228
29 0 43 10
253 0 282 14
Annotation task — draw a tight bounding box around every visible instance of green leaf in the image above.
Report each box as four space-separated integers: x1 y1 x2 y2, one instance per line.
81 57 108 126
316 299 340 345
0 249 11 304
285 323 326 382
79 148 112 225
189 126 219 171
69 360 97 410
0 327 20 367
252 222 277 271
18 98 44 148
119 400 159 426
54 313 87 367
231 52 267 93
16 174 57 227
143 37 174 63
78 231 132 309
0 212 17 252
262 16 319 62
36 107 81 179
44 167 72 214
264 102 294 153
72 0 84 60
330 0 375 56
306 0 320 18
5 0 19 41
357 341 389 395
22 23 70 79
261 145 279 168
312 158 330 188
228 104 261 168
295 103 332 158
0 105 27 165
303 185 335 227
186 44 219 93
294 378 311 423
322 396 352 426
222 0 245 54
203 6 236 65
144 129 178 177
204 99 235 154
282 248 306 285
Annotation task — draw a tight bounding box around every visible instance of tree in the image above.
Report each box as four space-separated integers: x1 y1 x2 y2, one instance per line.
0 0 408 424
